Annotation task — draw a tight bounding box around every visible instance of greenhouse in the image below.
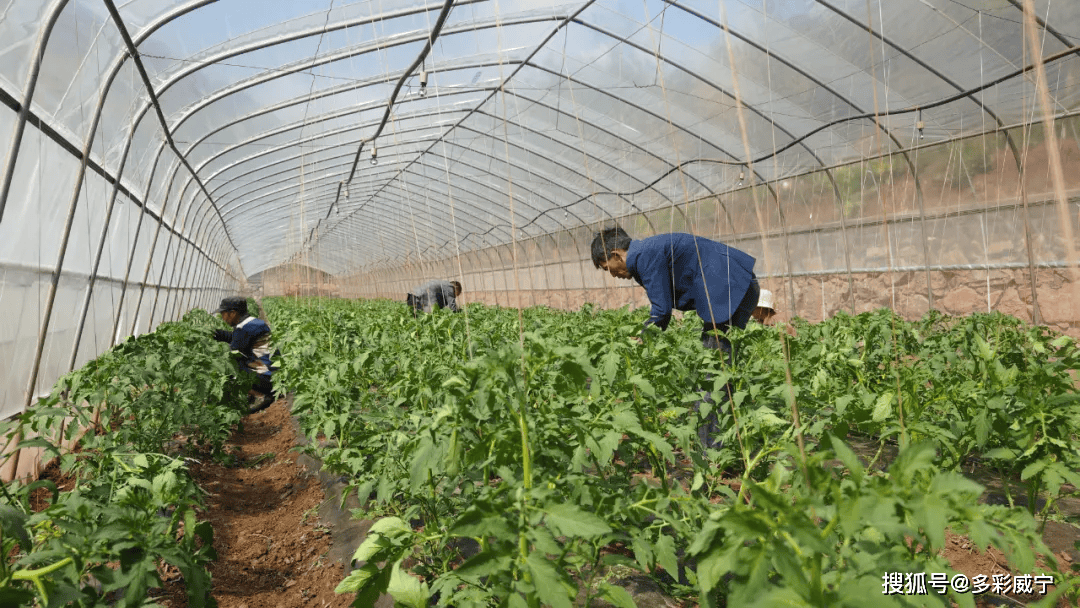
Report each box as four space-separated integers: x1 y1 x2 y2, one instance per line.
1 0 1079 606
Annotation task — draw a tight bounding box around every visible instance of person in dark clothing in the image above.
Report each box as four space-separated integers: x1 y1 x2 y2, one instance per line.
212 296 277 413
591 227 759 351
590 227 760 453
406 280 462 316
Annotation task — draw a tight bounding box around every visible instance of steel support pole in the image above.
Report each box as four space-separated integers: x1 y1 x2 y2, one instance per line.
0 0 69 225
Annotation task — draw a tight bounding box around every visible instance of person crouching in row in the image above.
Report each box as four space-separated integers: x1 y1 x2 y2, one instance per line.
212 296 277 413
406 280 463 316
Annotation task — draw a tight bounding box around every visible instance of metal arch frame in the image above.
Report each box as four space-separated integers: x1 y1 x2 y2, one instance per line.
112 143 192 343
313 69 747 250
67 148 141 371
135 0 497 126
187 69 686 221
9 0 1070 350
307 177 539 251
205 100 676 229
179 235 234 316
303 183 515 256
0 87 220 268
158 159 256 303
200 86 693 237
220 165 514 262
156 5 768 257
181 64 489 181
176 216 240 320
217 132 644 264
42 1 243 353
571 20 868 166
309 0 689 252
177 69 695 238
317 38 836 259
340 5 1079 307
0 69 233 365
0 0 69 226
294 139 655 256
523 32 843 315
21 1 225 409
103 0 241 260
204 111 468 203
148 186 205 329
130 150 214 335
0 2 236 401
139 13 570 236
1005 0 1080 51
7 1 241 352
815 0 1046 318
227 122 655 238
660 0 929 313
69 97 241 372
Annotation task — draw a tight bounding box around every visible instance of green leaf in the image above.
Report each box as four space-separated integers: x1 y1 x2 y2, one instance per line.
871 391 894 422
449 505 514 539
387 561 428 608
828 436 865 482
0 588 35 607
627 375 656 398
352 517 411 564
834 395 854 417
630 533 654 571
543 503 611 538
1020 461 1047 481
0 506 31 551
920 494 946 551
526 551 572 608
598 583 637 608
974 334 993 361
654 534 678 577
335 563 379 593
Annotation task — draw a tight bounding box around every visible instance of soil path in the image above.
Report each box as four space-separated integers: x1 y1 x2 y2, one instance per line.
159 398 355 608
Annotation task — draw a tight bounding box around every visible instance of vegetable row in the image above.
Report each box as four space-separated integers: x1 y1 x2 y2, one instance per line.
1 310 249 608
266 298 1078 608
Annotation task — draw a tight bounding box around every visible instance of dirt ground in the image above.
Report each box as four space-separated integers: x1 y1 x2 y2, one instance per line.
154 398 354 608
943 529 1079 607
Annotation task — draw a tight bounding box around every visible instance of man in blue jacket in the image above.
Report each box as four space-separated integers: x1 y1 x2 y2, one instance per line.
212 296 277 413
590 227 760 452
591 227 759 352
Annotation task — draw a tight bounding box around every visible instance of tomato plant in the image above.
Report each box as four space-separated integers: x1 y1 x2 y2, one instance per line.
266 298 1075 607
1 309 247 607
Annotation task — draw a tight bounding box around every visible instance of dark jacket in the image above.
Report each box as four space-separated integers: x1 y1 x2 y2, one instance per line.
218 316 275 377
625 233 756 330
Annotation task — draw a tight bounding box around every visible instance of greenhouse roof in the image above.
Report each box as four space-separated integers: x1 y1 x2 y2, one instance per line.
1 0 1078 279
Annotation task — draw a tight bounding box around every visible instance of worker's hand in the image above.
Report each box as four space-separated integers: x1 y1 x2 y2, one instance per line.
212 329 231 342
631 336 643 345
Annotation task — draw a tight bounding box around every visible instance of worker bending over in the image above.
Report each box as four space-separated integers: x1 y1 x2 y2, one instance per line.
407 280 463 316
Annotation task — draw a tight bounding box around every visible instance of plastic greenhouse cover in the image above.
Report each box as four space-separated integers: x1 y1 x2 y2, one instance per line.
0 0 1076 281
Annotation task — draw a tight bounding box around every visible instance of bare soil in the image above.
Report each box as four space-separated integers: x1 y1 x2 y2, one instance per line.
154 398 354 608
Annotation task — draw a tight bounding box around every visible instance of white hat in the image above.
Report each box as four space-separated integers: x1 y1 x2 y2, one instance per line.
757 289 775 311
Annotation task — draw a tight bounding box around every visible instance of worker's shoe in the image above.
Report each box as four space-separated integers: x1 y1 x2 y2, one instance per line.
248 393 274 413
